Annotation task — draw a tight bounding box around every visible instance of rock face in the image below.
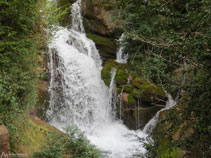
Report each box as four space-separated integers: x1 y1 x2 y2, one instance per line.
81 0 121 37
0 125 10 158
58 0 119 61
81 0 121 61
86 33 117 63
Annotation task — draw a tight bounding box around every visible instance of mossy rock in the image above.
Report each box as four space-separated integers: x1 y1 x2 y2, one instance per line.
132 77 144 89
132 78 167 105
101 60 119 86
101 59 128 86
115 69 128 85
86 33 117 62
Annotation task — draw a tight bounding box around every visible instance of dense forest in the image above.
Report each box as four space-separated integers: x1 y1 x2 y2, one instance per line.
0 0 210 158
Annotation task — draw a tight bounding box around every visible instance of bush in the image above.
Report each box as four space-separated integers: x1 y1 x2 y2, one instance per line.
34 126 101 158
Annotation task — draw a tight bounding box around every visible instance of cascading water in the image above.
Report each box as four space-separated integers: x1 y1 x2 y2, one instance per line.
118 87 124 120
116 34 128 64
108 68 118 119
48 0 147 157
143 94 177 134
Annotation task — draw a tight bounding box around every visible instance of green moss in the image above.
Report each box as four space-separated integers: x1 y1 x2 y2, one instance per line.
139 80 167 103
158 143 180 158
115 69 128 85
87 33 117 57
12 115 65 157
132 77 143 88
101 60 119 86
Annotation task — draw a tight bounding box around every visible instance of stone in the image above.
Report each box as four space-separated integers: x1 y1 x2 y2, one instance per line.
121 105 164 130
122 93 129 103
82 0 122 37
0 125 10 158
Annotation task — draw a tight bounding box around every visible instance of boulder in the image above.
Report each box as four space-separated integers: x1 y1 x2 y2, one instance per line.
121 105 164 130
81 0 121 37
0 125 10 158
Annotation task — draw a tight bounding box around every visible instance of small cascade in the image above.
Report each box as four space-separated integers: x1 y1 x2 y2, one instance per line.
143 94 177 134
71 0 85 33
118 87 124 120
116 35 128 64
108 69 117 119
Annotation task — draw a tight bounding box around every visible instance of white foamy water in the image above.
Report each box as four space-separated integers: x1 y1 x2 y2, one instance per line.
116 34 128 64
47 0 147 157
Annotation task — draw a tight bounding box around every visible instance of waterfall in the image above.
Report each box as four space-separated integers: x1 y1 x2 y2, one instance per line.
116 34 128 64
108 69 118 119
118 87 124 120
48 0 147 157
71 0 85 33
136 99 140 130
143 94 177 134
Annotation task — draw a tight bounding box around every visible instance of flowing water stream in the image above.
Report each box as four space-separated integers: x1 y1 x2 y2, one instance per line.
143 94 177 134
116 34 128 64
47 0 147 157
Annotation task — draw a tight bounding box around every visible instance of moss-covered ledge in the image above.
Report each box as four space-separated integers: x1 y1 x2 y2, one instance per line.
87 33 117 62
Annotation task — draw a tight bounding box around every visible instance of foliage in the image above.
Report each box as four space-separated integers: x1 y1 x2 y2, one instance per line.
45 0 70 29
34 126 101 158
0 0 48 151
115 0 211 157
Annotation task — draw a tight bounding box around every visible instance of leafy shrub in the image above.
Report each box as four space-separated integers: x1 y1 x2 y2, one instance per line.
34 126 101 158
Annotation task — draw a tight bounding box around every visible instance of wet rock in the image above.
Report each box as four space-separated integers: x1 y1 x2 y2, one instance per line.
121 105 164 130
86 33 117 62
0 125 10 158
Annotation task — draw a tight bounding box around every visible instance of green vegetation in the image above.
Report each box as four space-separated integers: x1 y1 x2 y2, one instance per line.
115 0 211 157
57 0 72 26
101 59 128 86
0 0 46 146
0 0 100 157
34 126 101 158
